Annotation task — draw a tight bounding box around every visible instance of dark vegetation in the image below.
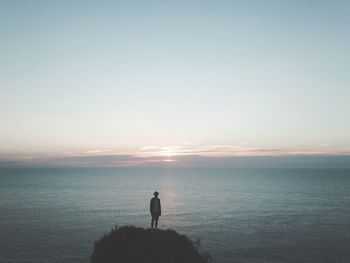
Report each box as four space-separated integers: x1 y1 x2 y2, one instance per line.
91 225 209 263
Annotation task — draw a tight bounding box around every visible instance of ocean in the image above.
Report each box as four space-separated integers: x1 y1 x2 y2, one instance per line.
0 167 349 263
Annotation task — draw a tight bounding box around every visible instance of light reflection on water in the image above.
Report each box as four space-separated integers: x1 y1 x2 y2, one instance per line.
0 167 350 263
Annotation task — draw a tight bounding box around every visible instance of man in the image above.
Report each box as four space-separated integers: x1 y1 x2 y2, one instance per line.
150 191 161 229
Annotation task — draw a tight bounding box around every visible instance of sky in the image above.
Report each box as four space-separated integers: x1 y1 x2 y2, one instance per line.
1 1 350 166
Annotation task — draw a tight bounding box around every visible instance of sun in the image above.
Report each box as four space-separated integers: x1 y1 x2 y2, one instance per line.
157 147 181 157
163 159 176 162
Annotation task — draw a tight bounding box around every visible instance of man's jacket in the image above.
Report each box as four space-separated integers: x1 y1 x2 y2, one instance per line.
150 197 161 215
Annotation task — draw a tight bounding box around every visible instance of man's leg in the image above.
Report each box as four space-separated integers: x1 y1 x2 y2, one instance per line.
155 216 159 229
151 216 154 228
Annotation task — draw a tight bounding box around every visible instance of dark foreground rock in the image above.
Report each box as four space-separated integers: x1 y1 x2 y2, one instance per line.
91 225 209 263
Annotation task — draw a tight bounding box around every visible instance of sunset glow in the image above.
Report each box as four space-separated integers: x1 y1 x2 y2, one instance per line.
0 1 349 167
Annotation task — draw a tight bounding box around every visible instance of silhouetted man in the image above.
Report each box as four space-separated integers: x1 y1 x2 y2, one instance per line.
150 191 161 229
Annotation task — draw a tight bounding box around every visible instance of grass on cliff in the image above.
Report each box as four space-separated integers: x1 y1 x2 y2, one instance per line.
91 225 210 263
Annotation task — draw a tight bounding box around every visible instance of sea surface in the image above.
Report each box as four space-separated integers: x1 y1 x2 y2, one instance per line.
0 167 350 263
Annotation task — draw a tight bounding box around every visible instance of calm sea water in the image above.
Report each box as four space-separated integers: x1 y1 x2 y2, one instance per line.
0 167 349 263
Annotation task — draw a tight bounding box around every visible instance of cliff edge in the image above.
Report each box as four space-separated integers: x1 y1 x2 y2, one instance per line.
91 225 209 263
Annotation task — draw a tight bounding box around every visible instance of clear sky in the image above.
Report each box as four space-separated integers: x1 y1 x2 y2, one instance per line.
1 1 349 165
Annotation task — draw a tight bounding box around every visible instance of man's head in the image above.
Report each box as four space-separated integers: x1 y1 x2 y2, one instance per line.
154 191 159 197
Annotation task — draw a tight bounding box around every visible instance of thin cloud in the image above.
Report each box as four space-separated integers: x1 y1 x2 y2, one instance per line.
137 143 350 158
318 143 332 147
140 146 159 150
1 143 350 168
84 149 114 155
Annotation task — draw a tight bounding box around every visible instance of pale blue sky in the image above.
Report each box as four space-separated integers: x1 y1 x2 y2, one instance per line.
1 0 350 159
